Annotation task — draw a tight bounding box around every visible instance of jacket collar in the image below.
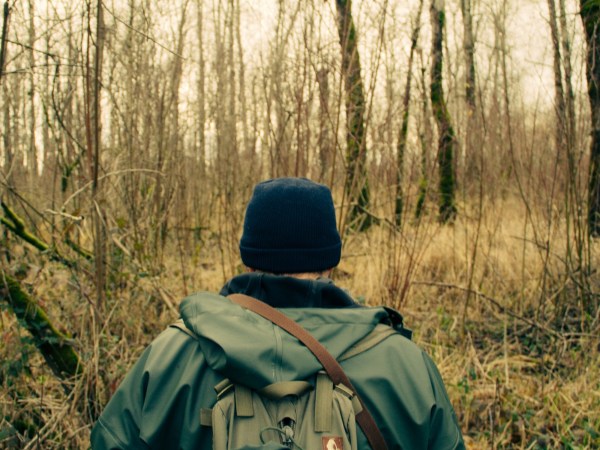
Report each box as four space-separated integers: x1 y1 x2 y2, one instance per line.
219 273 359 308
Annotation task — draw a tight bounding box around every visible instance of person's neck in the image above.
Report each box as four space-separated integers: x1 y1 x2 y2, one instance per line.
280 272 327 280
246 268 332 280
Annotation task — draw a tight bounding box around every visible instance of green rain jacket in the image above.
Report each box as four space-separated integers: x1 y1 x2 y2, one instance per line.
91 274 465 449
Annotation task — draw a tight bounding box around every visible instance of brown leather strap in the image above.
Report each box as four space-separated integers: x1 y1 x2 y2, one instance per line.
228 293 388 450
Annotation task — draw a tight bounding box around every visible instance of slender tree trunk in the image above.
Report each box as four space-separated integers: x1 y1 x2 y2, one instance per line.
416 57 432 220
459 0 478 180
335 0 371 231
87 0 106 307
396 0 424 226
2 86 10 178
0 2 7 191
559 0 576 152
547 0 568 155
460 0 476 110
580 1 600 236
41 33 52 178
235 0 250 160
0 2 8 86
164 0 187 249
430 0 457 223
196 0 207 231
27 0 37 178
317 67 332 183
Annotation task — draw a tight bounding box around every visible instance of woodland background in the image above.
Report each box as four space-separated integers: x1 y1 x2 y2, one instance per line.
0 0 599 448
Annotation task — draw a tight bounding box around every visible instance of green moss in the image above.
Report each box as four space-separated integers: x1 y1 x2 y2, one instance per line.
0 272 82 380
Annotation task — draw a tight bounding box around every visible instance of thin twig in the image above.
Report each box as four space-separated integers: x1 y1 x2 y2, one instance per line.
103 4 185 59
412 280 562 338
61 168 163 210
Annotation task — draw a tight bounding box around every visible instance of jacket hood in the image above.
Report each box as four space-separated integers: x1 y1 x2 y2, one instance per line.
180 274 389 389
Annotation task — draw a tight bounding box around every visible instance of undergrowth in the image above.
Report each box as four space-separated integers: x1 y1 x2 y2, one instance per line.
1 196 599 449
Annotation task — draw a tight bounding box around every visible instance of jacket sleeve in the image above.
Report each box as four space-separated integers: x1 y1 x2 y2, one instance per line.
90 346 153 450
422 353 466 450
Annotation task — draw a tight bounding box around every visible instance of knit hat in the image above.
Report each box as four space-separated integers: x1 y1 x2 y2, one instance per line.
240 178 342 273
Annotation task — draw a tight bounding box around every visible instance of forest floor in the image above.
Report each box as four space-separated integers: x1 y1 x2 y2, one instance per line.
1 196 599 449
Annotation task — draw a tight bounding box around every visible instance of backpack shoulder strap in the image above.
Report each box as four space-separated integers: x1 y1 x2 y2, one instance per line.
228 293 389 450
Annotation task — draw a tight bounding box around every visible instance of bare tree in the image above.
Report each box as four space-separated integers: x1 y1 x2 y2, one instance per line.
335 0 371 231
460 0 476 110
558 0 576 151
27 0 37 179
430 0 457 223
415 53 432 220
0 2 8 85
317 67 332 183
1 1 11 184
459 0 479 181
396 0 424 226
85 0 106 306
547 0 568 154
580 1 600 236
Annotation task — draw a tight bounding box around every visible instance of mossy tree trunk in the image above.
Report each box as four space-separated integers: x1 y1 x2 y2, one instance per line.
0 272 82 381
580 1 600 236
430 0 457 223
396 0 424 226
335 0 371 231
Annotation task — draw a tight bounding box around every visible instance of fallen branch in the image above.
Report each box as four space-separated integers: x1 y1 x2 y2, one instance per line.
0 271 82 380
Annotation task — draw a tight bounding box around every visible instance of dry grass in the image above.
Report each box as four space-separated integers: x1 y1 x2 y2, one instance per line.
1 195 599 449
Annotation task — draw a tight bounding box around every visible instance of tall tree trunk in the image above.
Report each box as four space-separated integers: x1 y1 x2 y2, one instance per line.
316 67 332 183
0 2 8 85
152 1 188 259
559 0 576 152
396 0 424 226
235 0 250 161
580 1 600 236
2 1 12 183
460 0 476 110
415 56 432 220
27 0 37 179
88 0 106 307
196 0 207 231
547 0 568 155
430 0 457 223
459 0 478 180
335 0 372 231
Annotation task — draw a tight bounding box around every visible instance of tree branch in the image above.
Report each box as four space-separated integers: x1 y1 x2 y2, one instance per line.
0 271 82 380
1 201 79 267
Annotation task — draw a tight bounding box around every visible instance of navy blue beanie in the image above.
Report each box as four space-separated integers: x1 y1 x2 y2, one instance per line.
240 178 342 273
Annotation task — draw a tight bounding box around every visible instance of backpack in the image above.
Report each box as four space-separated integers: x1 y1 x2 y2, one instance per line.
203 371 359 450
171 294 411 450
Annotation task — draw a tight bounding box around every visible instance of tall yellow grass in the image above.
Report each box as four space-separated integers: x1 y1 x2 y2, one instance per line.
1 193 599 449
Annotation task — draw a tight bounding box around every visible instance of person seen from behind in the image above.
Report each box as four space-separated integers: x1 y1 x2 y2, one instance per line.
91 177 465 449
